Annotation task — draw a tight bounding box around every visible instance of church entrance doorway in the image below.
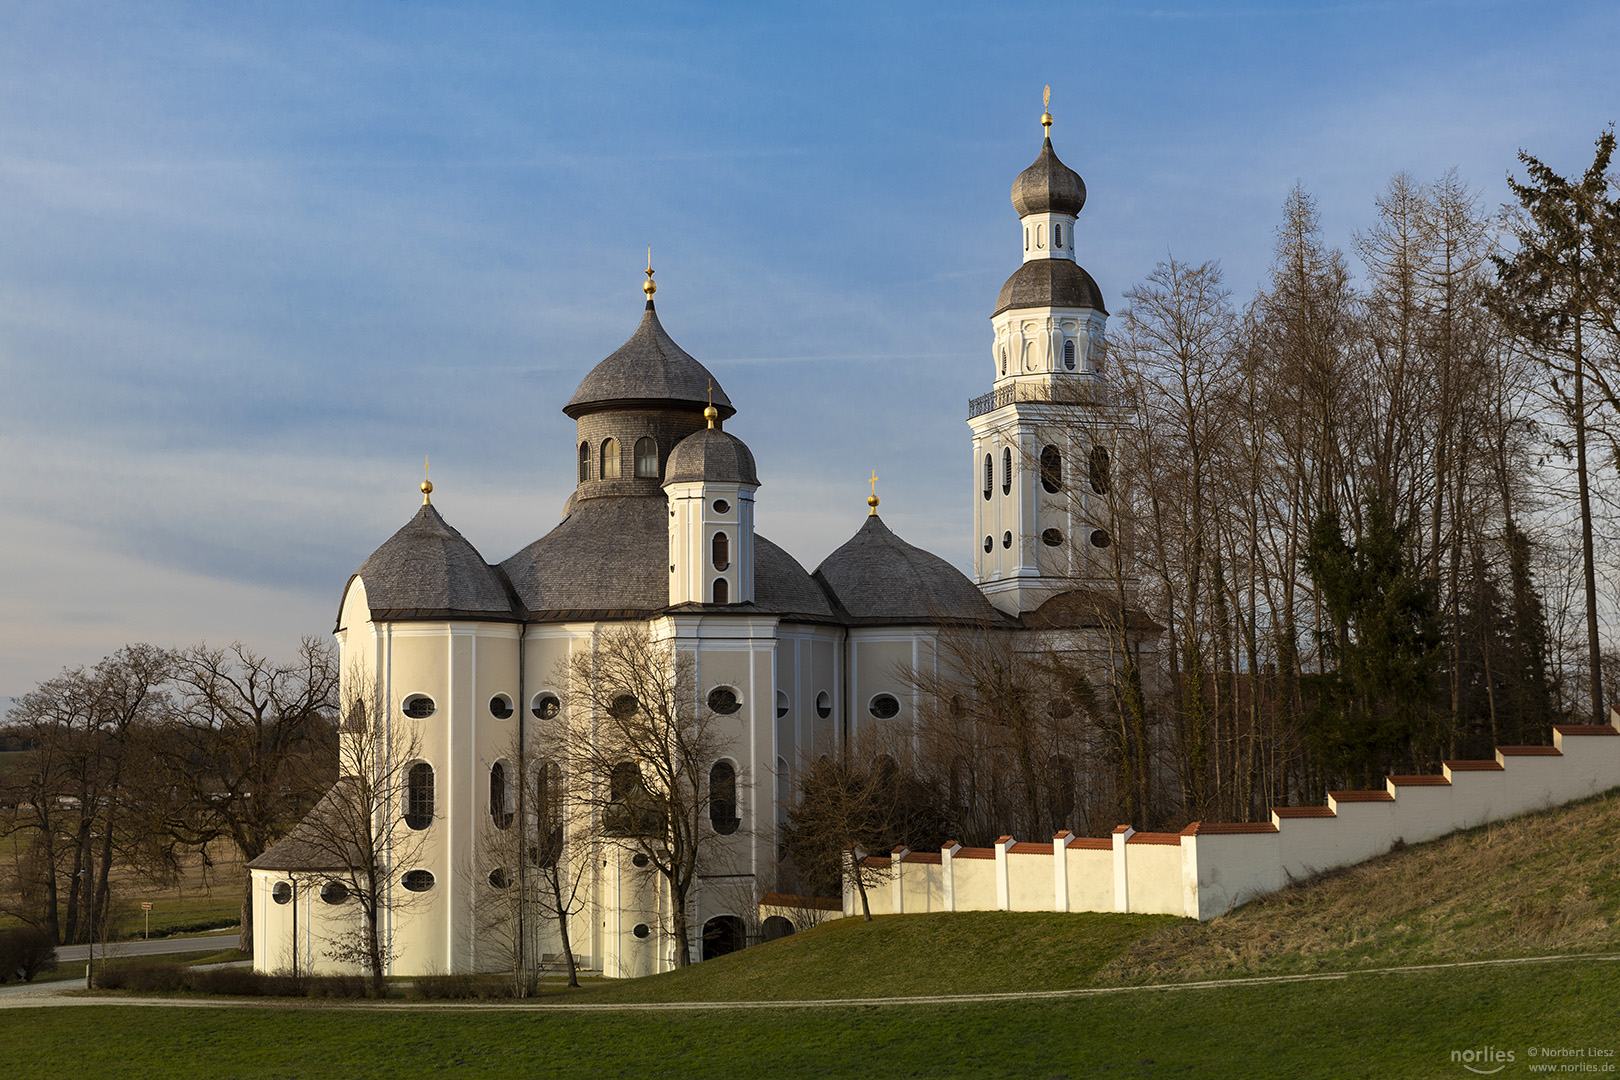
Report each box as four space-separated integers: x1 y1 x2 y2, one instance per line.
701 915 745 960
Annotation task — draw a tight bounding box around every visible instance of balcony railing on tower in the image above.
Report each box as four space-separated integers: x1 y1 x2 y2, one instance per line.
967 377 1109 420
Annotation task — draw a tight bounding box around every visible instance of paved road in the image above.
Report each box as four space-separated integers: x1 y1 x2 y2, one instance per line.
54 934 241 963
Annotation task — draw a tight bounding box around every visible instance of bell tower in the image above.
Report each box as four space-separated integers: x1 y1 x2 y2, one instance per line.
969 89 1119 616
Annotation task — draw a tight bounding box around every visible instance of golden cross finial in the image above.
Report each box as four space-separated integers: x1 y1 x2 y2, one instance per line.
867 470 879 515
1042 85 1053 135
643 247 657 298
421 455 433 505
704 378 718 429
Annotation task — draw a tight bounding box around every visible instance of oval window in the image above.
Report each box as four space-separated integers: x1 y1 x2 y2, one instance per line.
402 694 435 720
633 923 651 939
632 853 650 868
402 870 435 893
707 686 741 715
869 694 901 720
489 694 514 720
983 535 993 553
1090 529 1113 548
488 868 511 889
320 881 349 905
271 881 292 905
815 691 832 719
712 499 730 514
531 693 561 721
1040 446 1062 493
1042 528 1064 547
609 695 639 720
1003 531 1013 549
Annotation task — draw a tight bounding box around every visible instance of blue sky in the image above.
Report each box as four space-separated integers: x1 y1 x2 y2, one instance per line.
1 1 1616 696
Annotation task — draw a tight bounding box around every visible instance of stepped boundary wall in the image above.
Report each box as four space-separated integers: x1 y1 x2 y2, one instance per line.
846 715 1620 921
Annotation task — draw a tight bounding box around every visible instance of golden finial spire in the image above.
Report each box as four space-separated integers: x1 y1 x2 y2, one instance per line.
867 470 879 515
1041 85 1052 136
421 456 433 505
704 378 718 429
643 247 657 298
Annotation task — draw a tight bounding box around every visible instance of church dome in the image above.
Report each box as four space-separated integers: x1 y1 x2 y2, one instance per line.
665 427 759 486
993 258 1108 317
813 514 1005 624
564 300 735 421
500 496 834 621
345 503 519 622
1010 137 1086 218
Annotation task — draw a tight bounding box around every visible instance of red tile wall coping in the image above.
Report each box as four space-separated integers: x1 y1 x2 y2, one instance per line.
1186 822 1281 835
1329 790 1396 803
1272 806 1337 819
1497 745 1562 756
901 851 942 864
954 847 995 860
1126 832 1184 845
1011 843 1054 855
1445 759 1506 771
860 856 892 867
759 893 843 911
1556 724 1619 735
1388 775 1451 786
1071 837 1112 850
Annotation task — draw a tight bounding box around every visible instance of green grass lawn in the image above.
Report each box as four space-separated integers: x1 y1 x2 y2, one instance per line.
3 959 1616 1079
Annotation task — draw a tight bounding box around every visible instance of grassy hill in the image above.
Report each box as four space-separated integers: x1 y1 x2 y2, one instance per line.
576 785 1620 1005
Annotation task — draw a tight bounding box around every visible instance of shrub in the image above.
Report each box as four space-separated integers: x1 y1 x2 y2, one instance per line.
0 927 58 983
302 974 371 999
415 973 517 1000
94 961 188 992
188 968 264 996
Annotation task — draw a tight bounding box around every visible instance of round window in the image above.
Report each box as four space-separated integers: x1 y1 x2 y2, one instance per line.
489 694 514 720
712 499 731 514
1002 531 1013 549
271 881 292 906
320 881 349 905
707 686 741 715
1090 529 1113 548
869 694 901 720
402 694 435 719
632 923 651 940
531 693 561 721
776 690 790 719
632 853 650 868
488 868 511 889
609 695 639 720
402 870 435 893
815 691 832 720
1042 528 1064 547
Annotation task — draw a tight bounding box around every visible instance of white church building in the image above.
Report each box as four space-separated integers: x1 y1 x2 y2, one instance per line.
248 105 1132 978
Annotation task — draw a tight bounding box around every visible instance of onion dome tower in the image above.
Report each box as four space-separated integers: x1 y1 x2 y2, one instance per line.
969 88 1117 616
663 395 760 606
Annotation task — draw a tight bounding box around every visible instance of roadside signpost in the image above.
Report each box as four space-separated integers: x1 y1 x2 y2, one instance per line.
141 901 152 940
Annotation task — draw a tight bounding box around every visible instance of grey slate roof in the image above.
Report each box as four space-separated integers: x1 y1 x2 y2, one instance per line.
1020 587 1163 634
993 258 1108 317
665 427 760 486
344 503 520 624
813 514 1006 625
1010 137 1087 217
245 778 363 872
564 301 735 420
500 494 835 621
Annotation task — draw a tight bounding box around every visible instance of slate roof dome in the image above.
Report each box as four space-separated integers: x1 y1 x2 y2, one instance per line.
343 503 519 623
665 427 759 486
813 514 1005 625
1010 137 1086 218
564 300 735 421
993 259 1108 317
499 496 836 621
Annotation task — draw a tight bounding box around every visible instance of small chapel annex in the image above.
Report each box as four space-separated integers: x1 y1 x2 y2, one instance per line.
247 102 1136 979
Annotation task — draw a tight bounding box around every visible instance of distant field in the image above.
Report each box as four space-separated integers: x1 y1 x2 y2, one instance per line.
0 839 244 938
0 749 26 776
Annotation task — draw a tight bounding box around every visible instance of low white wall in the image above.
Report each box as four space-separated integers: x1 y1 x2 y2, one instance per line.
847 717 1620 922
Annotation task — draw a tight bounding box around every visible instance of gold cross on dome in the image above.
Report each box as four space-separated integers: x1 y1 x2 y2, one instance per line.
867 471 880 515
421 455 433 505
869 470 879 496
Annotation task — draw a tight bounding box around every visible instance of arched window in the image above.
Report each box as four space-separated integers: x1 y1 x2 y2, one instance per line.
490 761 513 830
405 762 434 830
709 761 740 834
578 442 590 483
1035 223 1045 249
1002 447 1012 495
1054 223 1064 248
1040 445 1062 493
634 437 657 478
713 577 729 604
605 760 651 837
533 759 562 868
1088 445 1111 494
1024 227 1029 251
600 437 621 479
1000 347 1007 376
712 531 730 571
983 454 993 500
762 915 795 941
1063 339 1076 370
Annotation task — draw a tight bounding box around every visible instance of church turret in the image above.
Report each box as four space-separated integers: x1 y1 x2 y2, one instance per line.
970 89 1120 616
663 402 759 606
